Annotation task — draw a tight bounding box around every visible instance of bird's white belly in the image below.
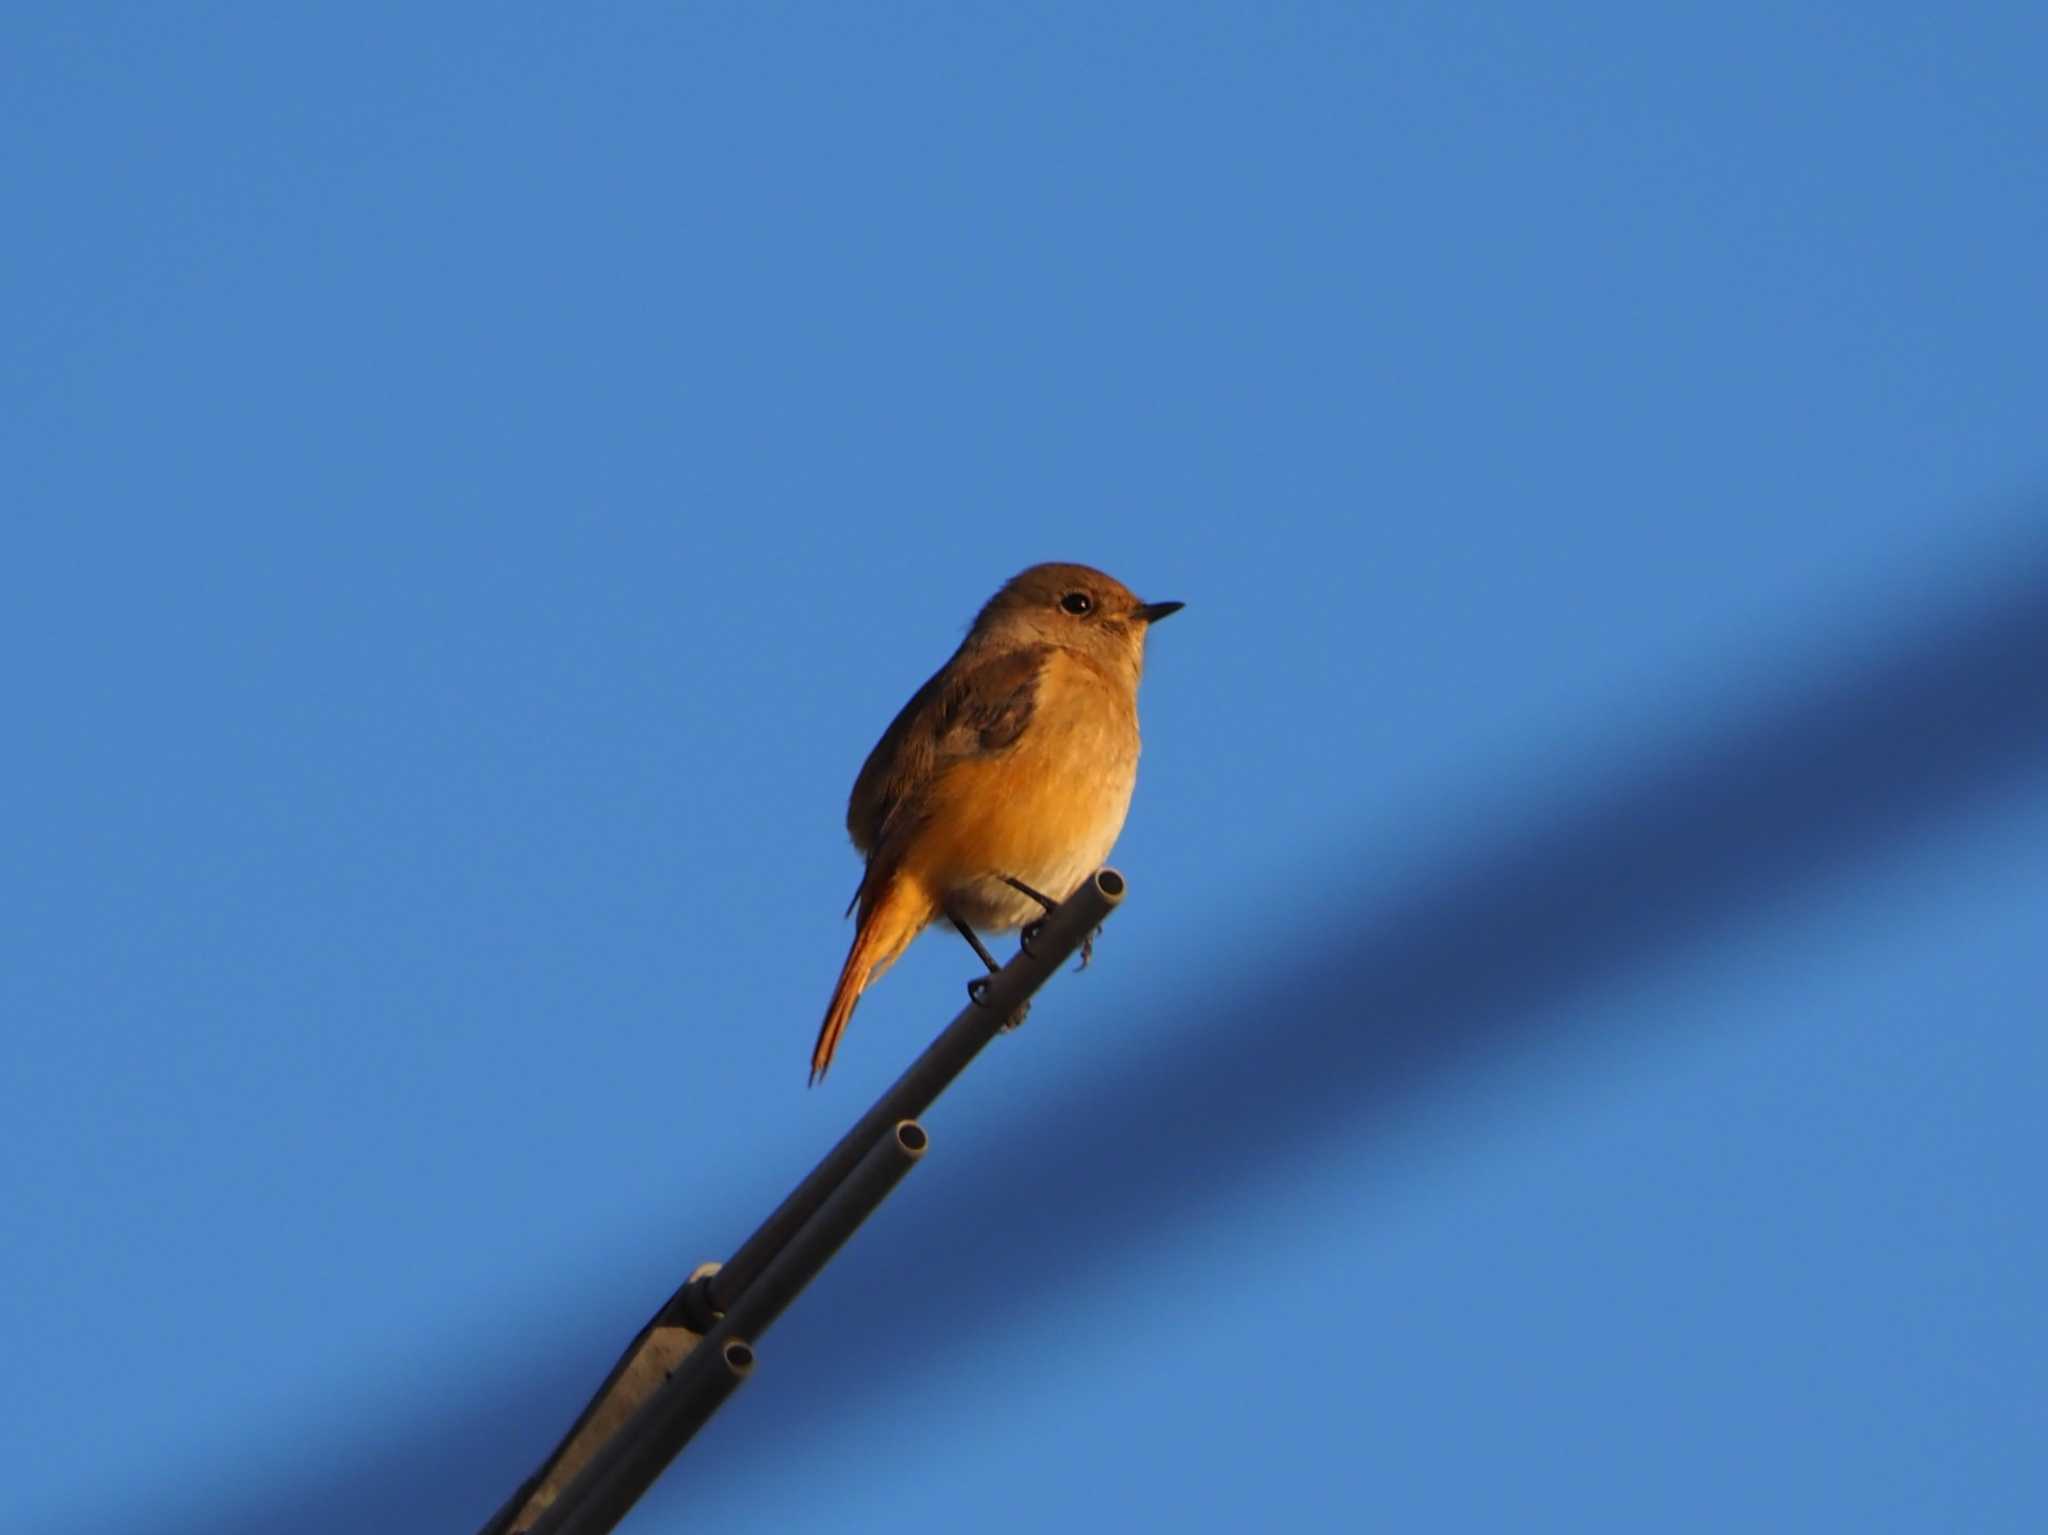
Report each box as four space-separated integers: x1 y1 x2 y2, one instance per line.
947 825 1123 932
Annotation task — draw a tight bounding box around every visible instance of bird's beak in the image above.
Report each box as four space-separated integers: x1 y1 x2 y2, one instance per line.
1135 600 1185 624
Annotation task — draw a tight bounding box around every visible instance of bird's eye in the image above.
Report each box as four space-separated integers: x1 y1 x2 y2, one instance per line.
1060 591 1094 615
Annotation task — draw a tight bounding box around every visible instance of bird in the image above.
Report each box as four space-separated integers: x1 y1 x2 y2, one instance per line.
810 562 1182 1083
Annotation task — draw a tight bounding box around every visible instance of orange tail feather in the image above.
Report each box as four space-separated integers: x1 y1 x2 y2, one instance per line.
811 876 930 1084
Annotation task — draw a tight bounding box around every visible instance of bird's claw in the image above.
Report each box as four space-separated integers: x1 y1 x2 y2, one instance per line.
968 975 1029 1030
1077 924 1101 969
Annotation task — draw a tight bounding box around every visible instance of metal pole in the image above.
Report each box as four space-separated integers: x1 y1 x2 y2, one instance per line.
481 870 1127 1535
525 1122 928 1535
697 868 1122 1318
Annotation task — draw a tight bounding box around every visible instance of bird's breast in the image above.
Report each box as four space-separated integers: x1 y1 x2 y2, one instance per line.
906 650 1141 931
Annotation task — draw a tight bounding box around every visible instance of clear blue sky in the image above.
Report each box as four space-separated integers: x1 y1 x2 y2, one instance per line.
7 3 2047 1531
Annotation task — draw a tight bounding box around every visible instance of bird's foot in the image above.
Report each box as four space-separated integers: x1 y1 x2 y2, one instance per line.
966 975 1031 1031
1077 924 1101 969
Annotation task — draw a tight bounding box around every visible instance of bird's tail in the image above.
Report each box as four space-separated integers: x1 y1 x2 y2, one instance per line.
811 874 929 1085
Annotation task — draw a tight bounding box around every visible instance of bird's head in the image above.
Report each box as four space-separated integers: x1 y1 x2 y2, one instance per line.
967 562 1183 681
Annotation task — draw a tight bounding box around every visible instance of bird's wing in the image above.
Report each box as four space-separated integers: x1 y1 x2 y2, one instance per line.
844 643 1051 899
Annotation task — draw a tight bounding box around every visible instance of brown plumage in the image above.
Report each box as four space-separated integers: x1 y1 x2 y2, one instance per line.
811 562 1181 1083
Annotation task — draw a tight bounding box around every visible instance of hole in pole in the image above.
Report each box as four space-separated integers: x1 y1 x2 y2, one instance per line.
896 1121 929 1153
1096 869 1125 898
722 1340 755 1375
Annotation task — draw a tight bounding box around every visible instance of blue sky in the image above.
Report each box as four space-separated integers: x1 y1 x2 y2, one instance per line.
6 3 2046 1531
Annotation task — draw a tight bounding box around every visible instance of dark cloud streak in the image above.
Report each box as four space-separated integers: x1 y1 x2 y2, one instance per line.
139 539 2048 1535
